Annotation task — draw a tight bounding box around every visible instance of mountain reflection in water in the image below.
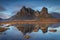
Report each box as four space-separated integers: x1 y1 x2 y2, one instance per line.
0 23 60 40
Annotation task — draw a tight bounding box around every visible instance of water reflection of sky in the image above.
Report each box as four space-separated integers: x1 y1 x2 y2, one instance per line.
28 27 60 40
0 25 60 40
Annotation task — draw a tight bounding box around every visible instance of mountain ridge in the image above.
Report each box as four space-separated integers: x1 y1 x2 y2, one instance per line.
50 12 60 19
1 6 60 20
9 6 56 20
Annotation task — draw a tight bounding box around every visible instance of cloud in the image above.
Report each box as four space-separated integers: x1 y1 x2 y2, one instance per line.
47 6 60 13
0 6 6 12
0 13 11 19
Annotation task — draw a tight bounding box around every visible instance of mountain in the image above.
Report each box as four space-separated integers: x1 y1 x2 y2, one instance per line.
38 7 54 18
9 6 59 20
50 12 60 19
0 6 60 22
10 6 36 20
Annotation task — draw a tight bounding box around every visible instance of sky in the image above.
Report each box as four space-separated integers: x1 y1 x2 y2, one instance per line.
0 0 60 19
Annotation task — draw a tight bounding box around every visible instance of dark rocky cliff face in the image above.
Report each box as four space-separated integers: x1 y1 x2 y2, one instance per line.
10 6 36 20
9 6 54 20
39 7 53 18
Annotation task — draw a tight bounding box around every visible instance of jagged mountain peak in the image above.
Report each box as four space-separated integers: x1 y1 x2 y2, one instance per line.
37 7 54 18
41 7 48 14
42 7 47 10
9 6 36 20
9 6 54 20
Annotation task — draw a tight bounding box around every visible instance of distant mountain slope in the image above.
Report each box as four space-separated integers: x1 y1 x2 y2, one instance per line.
50 12 60 19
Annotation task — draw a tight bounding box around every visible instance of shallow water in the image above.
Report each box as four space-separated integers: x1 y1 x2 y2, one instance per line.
0 23 60 40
